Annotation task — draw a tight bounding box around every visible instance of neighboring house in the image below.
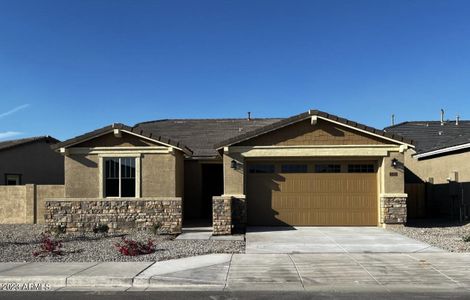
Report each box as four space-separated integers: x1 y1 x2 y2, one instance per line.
385 119 470 220
51 110 412 233
0 136 64 185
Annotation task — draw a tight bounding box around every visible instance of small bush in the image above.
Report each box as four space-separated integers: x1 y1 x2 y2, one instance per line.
462 235 470 243
114 237 156 256
150 222 161 235
49 225 66 236
93 224 109 234
33 233 63 257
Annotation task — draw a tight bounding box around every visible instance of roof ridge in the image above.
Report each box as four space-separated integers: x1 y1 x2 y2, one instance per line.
134 117 283 126
0 135 49 143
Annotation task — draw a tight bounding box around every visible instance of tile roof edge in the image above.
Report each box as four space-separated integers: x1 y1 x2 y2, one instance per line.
0 136 60 152
52 124 193 155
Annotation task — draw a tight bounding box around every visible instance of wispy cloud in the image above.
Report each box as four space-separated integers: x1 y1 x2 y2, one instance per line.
0 131 22 140
0 104 30 119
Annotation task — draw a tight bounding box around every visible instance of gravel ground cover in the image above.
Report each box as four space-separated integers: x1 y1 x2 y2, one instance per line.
387 219 470 252
0 224 245 262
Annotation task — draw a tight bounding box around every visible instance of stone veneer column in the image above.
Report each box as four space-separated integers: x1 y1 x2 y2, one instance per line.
212 196 232 235
380 195 407 224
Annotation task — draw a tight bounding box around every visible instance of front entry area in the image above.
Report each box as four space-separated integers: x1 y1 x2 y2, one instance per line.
246 161 378 226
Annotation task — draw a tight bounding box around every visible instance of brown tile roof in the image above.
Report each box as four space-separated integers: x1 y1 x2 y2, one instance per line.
385 120 470 154
134 118 282 158
0 136 60 152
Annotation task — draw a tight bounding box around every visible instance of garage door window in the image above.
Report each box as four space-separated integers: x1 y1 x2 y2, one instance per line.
315 164 341 173
348 164 374 173
248 164 275 174
281 164 308 173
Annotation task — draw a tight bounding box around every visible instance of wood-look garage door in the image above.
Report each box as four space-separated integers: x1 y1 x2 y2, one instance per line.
247 163 378 226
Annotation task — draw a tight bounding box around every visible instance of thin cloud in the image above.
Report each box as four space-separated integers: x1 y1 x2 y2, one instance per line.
0 104 30 119
0 131 22 140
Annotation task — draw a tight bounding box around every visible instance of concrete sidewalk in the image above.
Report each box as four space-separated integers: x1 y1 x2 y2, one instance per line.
1 253 470 292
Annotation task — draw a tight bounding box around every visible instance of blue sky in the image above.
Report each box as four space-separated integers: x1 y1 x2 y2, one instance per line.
1 0 470 141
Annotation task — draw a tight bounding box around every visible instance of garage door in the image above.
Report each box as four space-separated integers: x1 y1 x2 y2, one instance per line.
247 162 378 226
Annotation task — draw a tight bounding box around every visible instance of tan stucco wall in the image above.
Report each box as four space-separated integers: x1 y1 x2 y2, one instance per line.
238 119 389 146
65 154 100 198
64 129 184 198
404 150 470 184
223 153 245 195
36 185 65 224
0 141 64 185
65 151 182 198
141 153 180 197
0 184 63 224
0 186 28 223
380 151 405 194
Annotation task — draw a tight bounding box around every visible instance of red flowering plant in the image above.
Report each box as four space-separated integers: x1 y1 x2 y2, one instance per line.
114 237 156 256
33 233 63 257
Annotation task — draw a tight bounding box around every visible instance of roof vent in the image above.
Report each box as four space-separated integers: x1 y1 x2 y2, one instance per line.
440 109 445 126
247 112 251 121
391 114 395 126
438 131 443 136
456 115 460 126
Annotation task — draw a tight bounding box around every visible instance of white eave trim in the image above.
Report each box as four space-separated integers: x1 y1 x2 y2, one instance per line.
414 142 470 159
57 128 191 155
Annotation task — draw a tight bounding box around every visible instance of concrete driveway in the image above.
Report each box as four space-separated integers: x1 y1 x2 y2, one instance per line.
246 226 444 254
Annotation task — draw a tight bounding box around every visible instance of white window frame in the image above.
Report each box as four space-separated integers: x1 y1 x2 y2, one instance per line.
99 154 141 198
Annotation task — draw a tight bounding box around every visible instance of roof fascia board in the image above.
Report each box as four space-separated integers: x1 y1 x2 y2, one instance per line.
414 142 470 159
57 127 190 155
120 129 189 154
55 131 111 151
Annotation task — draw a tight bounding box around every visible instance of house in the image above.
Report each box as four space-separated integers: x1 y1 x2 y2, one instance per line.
47 110 413 234
0 136 64 185
385 117 470 220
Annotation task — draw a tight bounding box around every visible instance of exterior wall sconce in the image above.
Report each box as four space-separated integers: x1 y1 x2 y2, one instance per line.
231 159 238 169
391 158 398 168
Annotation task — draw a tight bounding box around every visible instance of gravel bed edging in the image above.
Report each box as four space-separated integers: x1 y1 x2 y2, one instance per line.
387 220 470 252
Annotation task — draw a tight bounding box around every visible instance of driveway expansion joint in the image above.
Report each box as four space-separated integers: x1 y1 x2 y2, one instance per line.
287 254 305 290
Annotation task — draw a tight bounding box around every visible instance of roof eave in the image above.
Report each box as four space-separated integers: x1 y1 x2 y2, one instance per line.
54 123 193 156
414 142 470 159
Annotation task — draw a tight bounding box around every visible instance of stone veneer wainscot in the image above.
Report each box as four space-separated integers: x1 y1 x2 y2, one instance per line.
44 198 182 233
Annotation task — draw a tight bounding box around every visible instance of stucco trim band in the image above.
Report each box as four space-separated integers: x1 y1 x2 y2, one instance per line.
232 146 402 157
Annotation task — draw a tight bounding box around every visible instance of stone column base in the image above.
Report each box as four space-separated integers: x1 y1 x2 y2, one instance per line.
380 194 407 224
212 194 246 235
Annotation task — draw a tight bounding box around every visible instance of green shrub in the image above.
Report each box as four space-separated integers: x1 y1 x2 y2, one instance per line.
93 224 109 234
462 235 470 243
150 222 161 235
51 225 66 235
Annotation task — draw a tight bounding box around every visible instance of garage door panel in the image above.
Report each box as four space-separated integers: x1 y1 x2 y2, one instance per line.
247 167 378 226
